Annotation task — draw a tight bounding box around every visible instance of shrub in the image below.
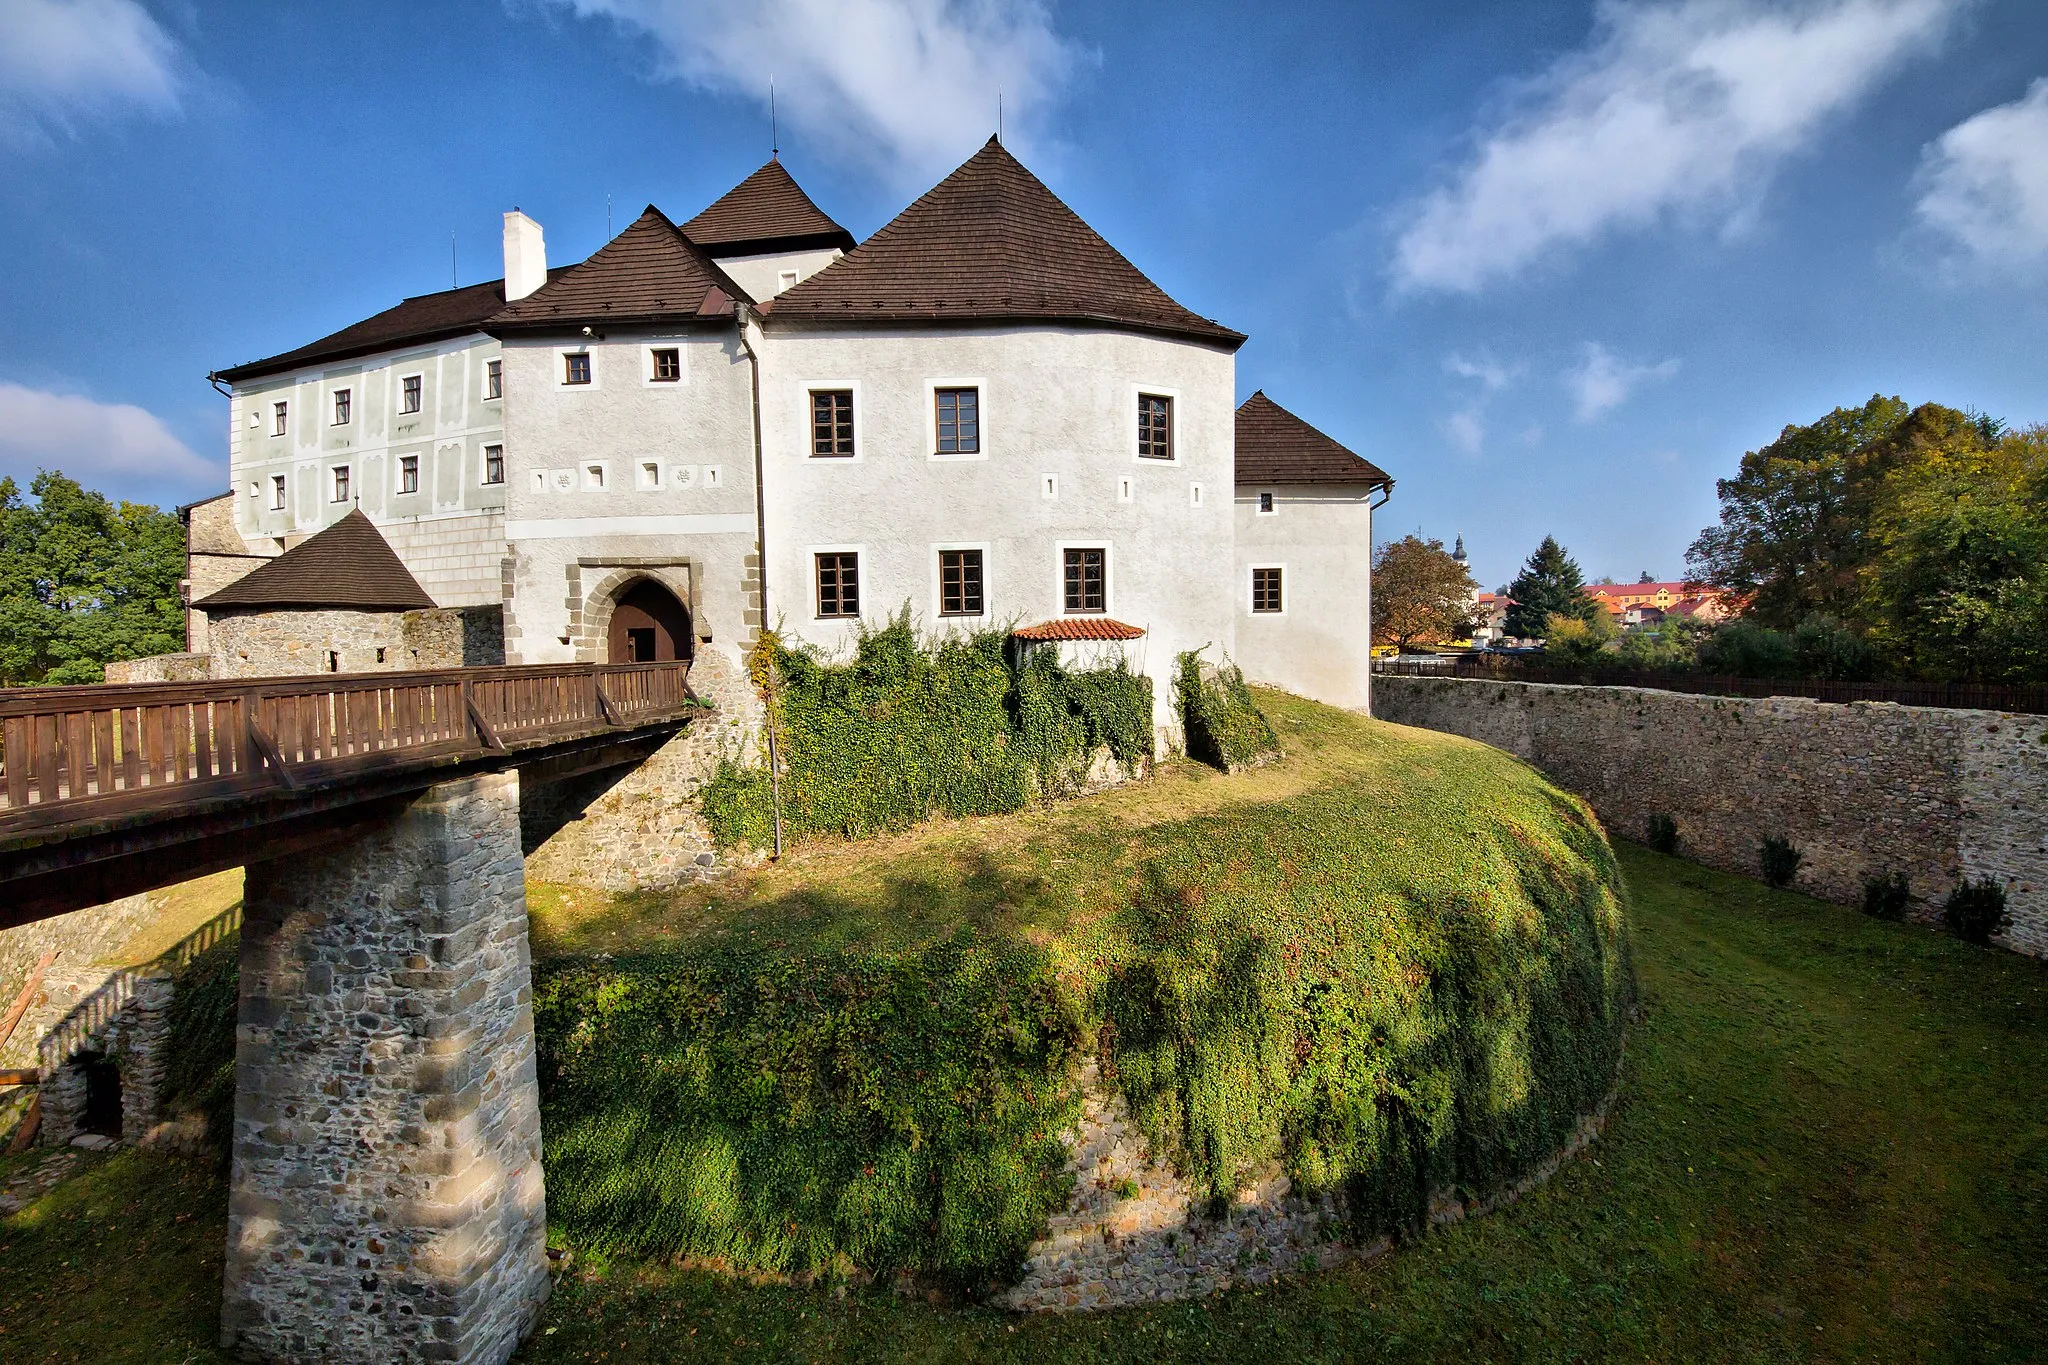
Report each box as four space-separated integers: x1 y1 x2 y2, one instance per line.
1760 837 1802 888
1861 871 1912 921
1791 613 1879 681
1645 813 1680 855
161 938 239 1161
1540 610 1619 670
1943 877 2011 945
1701 620 1799 678
1174 648 1277 770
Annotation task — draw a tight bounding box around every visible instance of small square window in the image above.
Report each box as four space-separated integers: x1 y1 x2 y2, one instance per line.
939 549 984 616
398 454 420 494
1258 491 1276 515
1063 548 1106 613
934 387 979 454
564 352 591 386
1252 567 1283 614
486 358 503 400
333 388 352 425
1138 394 1172 460
272 401 288 436
483 445 505 485
816 552 860 618
777 269 799 293
583 463 606 490
400 375 422 414
650 348 681 383
269 473 287 510
331 466 351 503
638 460 661 489
811 390 855 457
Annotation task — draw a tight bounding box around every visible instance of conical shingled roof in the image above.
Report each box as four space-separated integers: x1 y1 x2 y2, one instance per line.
1235 391 1393 487
766 138 1244 348
680 160 855 256
492 206 746 327
194 510 436 611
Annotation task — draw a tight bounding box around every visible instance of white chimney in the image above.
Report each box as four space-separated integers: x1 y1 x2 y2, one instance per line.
503 210 546 302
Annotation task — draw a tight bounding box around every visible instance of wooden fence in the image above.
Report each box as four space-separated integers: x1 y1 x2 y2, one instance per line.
0 661 696 834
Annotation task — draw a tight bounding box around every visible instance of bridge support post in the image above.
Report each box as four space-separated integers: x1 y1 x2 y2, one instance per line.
221 771 549 1364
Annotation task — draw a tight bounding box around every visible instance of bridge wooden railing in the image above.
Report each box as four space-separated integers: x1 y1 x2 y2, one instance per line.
0 661 695 835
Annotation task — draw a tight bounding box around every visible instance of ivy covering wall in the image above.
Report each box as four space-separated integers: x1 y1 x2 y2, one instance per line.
1175 647 1280 771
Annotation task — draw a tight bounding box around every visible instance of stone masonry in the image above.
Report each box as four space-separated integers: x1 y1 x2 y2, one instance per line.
1374 677 2048 957
222 771 550 1365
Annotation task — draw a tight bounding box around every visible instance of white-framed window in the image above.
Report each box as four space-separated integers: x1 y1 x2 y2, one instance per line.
636 459 662 490
269 473 287 510
925 378 987 459
485 358 503 401
1057 541 1111 615
811 545 864 619
272 401 288 436
1132 385 1180 462
331 465 351 503
482 445 505 486
1190 482 1205 508
399 373 423 414
1256 490 1277 515
530 469 548 494
1249 564 1286 616
247 410 259 430
804 381 861 460
246 481 259 500
1040 473 1059 500
647 346 683 384
581 461 608 491
932 543 990 619
561 350 593 386
332 388 352 425
702 465 723 488
777 269 799 293
397 454 420 495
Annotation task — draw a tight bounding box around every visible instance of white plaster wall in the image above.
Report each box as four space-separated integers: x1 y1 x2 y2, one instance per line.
754 324 1238 740
497 325 759 669
1233 485 1376 711
715 246 843 303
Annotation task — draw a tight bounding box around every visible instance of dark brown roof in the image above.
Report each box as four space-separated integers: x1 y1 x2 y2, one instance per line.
1013 618 1146 642
212 268 572 383
491 206 745 329
194 510 436 611
766 138 1244 348
679 160 855 256
1234 391 1393 487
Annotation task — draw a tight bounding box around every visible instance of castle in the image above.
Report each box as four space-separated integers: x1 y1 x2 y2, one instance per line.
172 139 1392 739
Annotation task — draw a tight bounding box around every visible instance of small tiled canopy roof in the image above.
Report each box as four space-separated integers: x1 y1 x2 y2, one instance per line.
194 510 436 611
767 138 1244 348
1012 618 1146 642
491 206 747 328
1234 390 1393 487
680 159 856 257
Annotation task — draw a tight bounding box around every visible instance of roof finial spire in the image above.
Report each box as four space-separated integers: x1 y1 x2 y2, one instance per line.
997 88 1003 143
770 77 778 159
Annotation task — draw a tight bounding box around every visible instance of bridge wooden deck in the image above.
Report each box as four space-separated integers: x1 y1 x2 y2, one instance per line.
0 661 700 925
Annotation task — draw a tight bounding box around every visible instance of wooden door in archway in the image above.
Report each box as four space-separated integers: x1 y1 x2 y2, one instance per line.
607 579 693 663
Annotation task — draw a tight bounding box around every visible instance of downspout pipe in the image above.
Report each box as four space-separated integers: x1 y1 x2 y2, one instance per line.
735 300 784 859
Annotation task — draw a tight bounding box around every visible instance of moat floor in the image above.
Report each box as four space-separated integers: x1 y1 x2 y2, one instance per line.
2 843 2042 1363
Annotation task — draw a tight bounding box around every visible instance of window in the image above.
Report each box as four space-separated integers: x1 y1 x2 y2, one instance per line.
811 389 854 457
650 348 681 383
1063 548 1106 613
272 401 288 436
777 269 799 293
1117 476 1133 503
583 462 606 490
400 375 422 414
331 466 351 503
486 358 502 400
1257 491 1276 515
703 465 722 488
934 387 979 454
939 549 984 616
333 388 352 425
399 454 420 494
1190 482 1205 508
269 474 286 510
1252 566 1284 614
563 352 591 385
1041 473 1059 500
483 445 505 485
638 460 661 489
1137 393 1172 460
815 552 860 618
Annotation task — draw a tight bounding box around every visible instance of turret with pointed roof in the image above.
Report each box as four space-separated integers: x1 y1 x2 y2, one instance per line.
680 160 856 258
767 138 1244 348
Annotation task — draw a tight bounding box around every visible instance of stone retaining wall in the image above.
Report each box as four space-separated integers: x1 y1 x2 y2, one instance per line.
1374 676 2048 956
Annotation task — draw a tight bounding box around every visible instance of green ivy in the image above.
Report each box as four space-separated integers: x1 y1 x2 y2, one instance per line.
1175 647 1279 770
702 613 1153 849
161 938 240 1161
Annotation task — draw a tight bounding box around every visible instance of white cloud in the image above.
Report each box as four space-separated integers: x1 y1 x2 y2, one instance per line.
1914 78 2048 268
548 0 1085 183
0 0 184 148
1441 410 1487 456
1391 0 1965 293
1565 343 1680 421
0 383 214 486
1444 352 1519 390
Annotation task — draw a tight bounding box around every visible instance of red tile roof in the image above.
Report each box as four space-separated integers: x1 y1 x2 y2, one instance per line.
679 159 855 256
1012 618 1147 642
1234 391 1393 487
492 206 746 328
765 138 1244 348
194 510 436 611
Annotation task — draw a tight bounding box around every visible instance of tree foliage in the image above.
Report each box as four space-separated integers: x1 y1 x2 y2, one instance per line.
1370 535 1478 650
0 471 187 686
1504 536 1596 638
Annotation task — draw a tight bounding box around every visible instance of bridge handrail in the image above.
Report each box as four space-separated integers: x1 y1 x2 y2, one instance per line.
0 660 696 828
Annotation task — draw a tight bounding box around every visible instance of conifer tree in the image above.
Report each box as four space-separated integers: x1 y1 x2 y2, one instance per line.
1504 536 1596 638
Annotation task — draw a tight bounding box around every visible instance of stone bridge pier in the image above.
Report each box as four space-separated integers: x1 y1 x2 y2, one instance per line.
222 770 550 1364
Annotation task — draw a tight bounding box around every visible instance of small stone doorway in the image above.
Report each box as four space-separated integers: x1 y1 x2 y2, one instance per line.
607 580 692 664
76 1054 122 1138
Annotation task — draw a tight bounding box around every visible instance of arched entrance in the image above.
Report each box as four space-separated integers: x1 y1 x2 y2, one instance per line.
607 579 693 663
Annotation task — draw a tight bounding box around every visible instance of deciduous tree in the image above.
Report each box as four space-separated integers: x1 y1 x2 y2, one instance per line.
1370 535 1478 651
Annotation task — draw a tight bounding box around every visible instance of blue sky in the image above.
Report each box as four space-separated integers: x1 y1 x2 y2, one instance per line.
1 0 2044 590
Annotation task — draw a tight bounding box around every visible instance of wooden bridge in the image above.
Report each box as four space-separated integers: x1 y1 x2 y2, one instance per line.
0 660 699 925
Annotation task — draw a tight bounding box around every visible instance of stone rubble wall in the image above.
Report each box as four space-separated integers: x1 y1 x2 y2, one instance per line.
223 771 549 1365
1373 676 2048 957
0 891 162 1069
35 971 172 1149
206 604 503 678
